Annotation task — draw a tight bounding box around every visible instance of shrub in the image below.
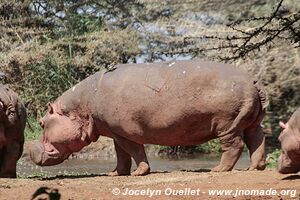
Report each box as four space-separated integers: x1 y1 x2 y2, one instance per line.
25 117 42 141
21 57 77 118
266 149 281 168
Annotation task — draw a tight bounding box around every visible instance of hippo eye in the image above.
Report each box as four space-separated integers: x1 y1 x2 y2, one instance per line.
6 105 16 119
56 112 64 116
9 112 15 118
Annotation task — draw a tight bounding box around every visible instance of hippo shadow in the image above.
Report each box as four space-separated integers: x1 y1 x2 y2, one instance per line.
149 171 170 174
281 174 300 180
31 172 171 180
31 187 61 200
29 171 202 180
180 169 211 173
180 168 248 173
30 173 106 181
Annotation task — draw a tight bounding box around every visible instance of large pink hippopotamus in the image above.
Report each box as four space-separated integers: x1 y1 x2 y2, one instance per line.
278 107 300 174
30 60 268 175
0 84 26 178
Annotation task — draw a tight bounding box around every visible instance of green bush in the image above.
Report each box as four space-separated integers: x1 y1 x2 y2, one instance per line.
21 56 77 118
195 139 221 154
24 117 41 141
266 149 281 168
158 139 221 156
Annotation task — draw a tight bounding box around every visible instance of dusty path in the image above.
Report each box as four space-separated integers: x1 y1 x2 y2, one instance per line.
0 170 299 200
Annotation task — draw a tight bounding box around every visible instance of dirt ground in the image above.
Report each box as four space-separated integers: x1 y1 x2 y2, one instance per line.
2 139 298 200
0 169 299 200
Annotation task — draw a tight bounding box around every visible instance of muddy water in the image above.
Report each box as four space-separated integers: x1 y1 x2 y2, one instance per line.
17 152 250 177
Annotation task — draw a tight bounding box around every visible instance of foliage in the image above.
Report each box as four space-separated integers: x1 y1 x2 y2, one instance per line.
195 139 221 154
266 149 281 168
25 117 42 141
22 56 77 117
18 172 49 179
30 0 144 33
158 139 221 156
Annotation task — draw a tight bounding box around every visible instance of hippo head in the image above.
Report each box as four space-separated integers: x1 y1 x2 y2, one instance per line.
278 120 300 174
30 102 94 166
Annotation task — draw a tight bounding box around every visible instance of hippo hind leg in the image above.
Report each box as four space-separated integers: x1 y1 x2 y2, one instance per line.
112 134 150 176
244 124 266 170
211 131 244 172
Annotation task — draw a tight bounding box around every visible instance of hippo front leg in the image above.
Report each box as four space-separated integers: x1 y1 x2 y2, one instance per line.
112 134 150 176
108 140 132 176
0 141 23 178
0 124 6 149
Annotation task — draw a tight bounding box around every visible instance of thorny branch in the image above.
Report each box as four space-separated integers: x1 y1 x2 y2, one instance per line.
217 0 300 61
207 0 300 61
149 0 300 61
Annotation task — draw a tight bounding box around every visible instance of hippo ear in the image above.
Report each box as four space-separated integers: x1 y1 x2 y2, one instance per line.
279 121 288 129
48 103 54 114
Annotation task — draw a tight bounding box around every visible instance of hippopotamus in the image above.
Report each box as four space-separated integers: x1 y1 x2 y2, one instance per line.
30 60 268 175
278 107 300 174
0 84 26 178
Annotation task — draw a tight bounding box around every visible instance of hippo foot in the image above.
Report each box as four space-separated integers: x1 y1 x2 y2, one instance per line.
248 162 266 171
107 168 131 176
131 162 150 176
0 172 17 178
211 164 232 172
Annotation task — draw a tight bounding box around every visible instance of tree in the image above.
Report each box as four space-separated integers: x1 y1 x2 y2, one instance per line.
211 0 300 61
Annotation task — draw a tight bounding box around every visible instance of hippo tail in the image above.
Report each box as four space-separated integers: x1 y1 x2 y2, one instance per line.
253 80 269 110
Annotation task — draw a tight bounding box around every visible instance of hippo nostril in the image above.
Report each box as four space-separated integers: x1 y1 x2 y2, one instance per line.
39 119 44 128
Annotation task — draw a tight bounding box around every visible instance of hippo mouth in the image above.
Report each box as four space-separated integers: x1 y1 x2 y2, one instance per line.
278 165 300 174
30 142 70 166
278 164 300 174
277 154 300 174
